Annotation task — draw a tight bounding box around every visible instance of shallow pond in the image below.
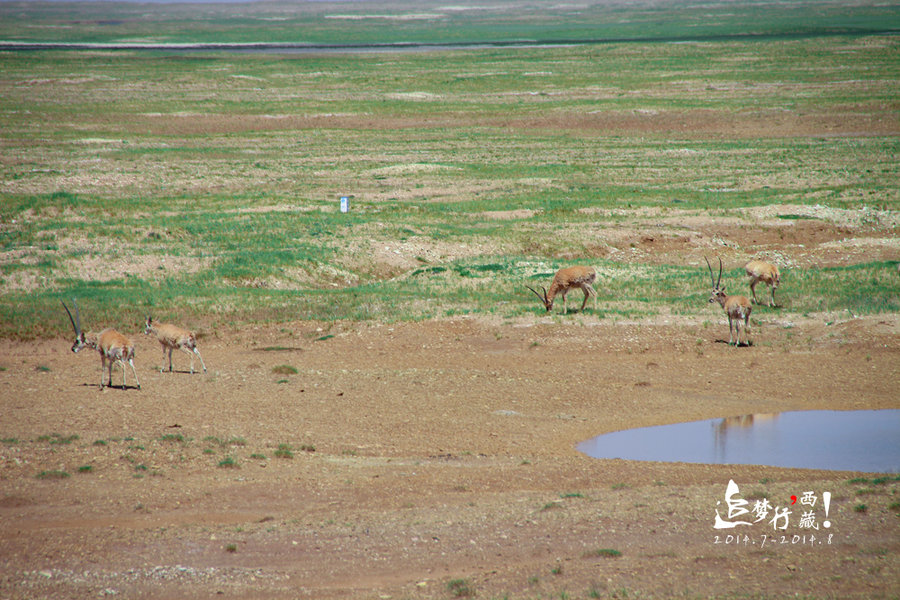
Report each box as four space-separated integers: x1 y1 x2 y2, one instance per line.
577 410 900 473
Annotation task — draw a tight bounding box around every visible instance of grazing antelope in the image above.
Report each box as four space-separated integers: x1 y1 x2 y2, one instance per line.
745 260 780 307
144 316 207 374
526 266 597 314
62 300 140 390
705 257 753 347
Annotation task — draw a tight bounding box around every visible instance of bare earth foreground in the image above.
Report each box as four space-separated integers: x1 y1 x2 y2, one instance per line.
0 307 898 599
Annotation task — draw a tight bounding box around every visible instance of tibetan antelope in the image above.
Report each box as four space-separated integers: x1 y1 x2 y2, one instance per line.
144 316 207 374
62 300 140 390
705 257 753 347
526 265 597 314
745 260 780 307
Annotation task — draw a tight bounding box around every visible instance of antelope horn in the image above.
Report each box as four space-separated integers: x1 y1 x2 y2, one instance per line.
717 257 723 288
525 285 546 302
61 300 80 335
704 256 716 288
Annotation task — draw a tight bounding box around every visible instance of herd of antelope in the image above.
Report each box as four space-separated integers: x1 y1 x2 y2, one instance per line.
62 299 206 390
61 256 778 389
528 256 780 348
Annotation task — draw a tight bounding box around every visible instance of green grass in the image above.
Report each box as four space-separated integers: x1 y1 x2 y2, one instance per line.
218 456 239 469
36 470 70 480
0 3 897 338
447 578 476 598
1 0 897 45
37 433 79 445
274 444 294 459
585 548 623 559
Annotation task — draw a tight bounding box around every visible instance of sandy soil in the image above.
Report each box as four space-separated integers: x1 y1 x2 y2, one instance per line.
1 303 898 599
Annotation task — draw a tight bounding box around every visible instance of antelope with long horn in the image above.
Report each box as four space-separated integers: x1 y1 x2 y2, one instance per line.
526 266 597 314
144 316 207 374
745 260 780 307
705 257 752 347
62 300 141 390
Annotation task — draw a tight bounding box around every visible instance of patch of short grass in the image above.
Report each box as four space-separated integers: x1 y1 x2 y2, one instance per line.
447 578 475 598
36 470 69 479
37 433 79 445
585 548 622 559
560 492 584 499
273 444 294 459
218 456 239 469
204 435 247 447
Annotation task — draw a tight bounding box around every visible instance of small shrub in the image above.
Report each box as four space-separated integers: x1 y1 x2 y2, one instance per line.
447 578 475 598
158 433 186 444
77 465 93 473
225 544 237 553
274 444 294 459
854 504 868 513
272 365 298 375
218 456 239 469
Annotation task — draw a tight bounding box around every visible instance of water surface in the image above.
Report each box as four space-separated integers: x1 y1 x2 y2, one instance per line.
577 410 900 473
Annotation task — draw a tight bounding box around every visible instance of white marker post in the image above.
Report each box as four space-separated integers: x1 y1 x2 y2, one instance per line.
340 196 349 213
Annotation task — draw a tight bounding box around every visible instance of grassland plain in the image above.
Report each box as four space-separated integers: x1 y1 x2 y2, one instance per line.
1 1 899 599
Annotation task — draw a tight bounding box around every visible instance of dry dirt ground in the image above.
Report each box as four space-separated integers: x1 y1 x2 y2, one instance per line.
1 304 898 599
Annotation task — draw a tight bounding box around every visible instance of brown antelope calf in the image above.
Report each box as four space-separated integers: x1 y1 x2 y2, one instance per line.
527 265 597 314
62 300 140 389
745 260 780 307
706 257 753 347
144 316 207 374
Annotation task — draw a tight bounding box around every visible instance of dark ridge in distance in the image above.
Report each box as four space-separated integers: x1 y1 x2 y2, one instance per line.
1 29 898 52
